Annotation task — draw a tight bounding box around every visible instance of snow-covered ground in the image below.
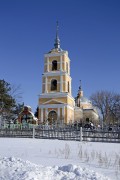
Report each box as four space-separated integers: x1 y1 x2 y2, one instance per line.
0 138 120 180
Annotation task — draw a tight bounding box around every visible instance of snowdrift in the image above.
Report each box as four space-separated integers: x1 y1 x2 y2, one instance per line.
0 157 110 180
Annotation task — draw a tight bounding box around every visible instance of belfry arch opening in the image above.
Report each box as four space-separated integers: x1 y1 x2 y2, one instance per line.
51 79 57 91
52 60 57 71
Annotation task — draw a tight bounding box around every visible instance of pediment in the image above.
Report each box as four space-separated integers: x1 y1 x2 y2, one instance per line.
43 99 64 105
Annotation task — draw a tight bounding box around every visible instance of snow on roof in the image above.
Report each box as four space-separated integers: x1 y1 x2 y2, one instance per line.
80 96 91 103
24 105 32 109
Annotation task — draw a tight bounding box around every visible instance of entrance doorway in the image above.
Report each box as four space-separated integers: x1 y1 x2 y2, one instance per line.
48 110 57 125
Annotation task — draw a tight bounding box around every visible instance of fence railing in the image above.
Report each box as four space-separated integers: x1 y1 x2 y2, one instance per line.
0 127 120 143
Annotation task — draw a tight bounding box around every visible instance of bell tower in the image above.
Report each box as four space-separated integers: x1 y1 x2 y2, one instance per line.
38 22 75 125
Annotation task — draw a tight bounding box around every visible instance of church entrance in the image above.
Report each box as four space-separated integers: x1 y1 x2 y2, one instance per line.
48 110 57 125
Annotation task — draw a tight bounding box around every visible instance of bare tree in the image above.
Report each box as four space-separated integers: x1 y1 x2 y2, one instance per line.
108 94 120 125
90 90 120 126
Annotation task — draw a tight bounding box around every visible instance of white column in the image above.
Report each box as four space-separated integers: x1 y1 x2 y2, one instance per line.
47 57 49 72
41 108 43 122
60 75 63 92
64 61 66 72
62 107 65 124
67 107 69 124
45 77 48 93
70 81 71 95
60 56 62 71
58 108 60 118
57 108 60 125
68 61 70 75
45 108 48 121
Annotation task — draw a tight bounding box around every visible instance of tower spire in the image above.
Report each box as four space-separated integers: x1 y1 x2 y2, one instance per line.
79 80 82 91
77 80 83 98
54 21 60 49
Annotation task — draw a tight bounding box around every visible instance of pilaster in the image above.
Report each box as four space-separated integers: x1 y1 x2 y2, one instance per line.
45 77 48 93
47 57 49 72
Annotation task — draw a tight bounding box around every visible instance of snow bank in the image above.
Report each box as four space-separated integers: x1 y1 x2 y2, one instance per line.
0 157 110 180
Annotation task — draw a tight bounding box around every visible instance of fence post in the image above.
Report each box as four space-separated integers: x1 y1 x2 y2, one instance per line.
80 127 82 141
33 125 35 139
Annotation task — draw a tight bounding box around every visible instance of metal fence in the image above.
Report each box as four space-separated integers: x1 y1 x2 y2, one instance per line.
0 127 120 143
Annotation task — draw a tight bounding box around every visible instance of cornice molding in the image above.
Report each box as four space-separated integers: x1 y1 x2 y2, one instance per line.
39 92 75 101
39 103 74 110
44 51 68 57
42 71 72 80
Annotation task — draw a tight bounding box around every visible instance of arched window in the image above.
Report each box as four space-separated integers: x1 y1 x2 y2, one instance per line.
51 79 57 91
52 60 57 71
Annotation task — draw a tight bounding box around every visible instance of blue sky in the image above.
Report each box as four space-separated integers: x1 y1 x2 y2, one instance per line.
0 0 120 112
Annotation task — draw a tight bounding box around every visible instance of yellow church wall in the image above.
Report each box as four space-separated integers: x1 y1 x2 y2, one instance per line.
65 75 71 81
49 56 60 62
69 108 74 123
54 97 67 103
47 76 60 82
63 55 68 62
64 107 74 124
48 108 57 113
63 83 66 92
67 97 75 106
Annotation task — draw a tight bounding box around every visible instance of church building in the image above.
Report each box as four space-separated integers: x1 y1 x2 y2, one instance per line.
38 23 99 125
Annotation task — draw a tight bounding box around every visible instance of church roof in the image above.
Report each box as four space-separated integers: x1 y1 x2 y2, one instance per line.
48 48 63 53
